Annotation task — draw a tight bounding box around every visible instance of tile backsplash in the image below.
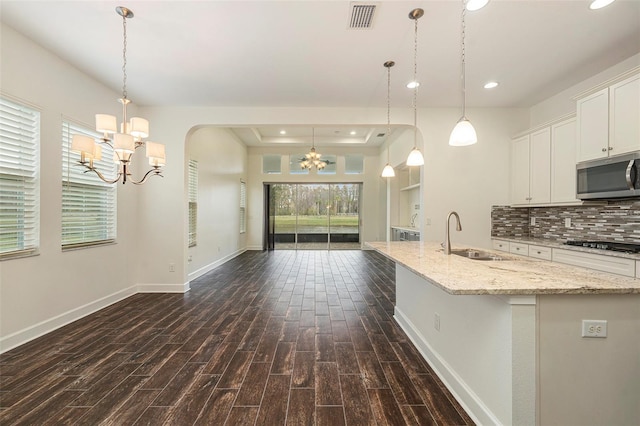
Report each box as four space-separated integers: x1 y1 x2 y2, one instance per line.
491 201 640 244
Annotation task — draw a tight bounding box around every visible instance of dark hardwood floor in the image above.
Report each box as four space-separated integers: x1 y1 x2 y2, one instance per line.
0 250 474 425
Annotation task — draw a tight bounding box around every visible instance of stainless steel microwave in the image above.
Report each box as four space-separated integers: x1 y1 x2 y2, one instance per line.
576 152 640 200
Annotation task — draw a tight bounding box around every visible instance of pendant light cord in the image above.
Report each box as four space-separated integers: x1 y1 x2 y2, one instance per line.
461 2 467 118
413 16 418 146
387 63 391 163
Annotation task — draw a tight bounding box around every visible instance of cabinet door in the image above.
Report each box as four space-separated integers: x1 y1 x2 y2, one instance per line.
511 135 530 205
609 74 640 156
577 88 609 162
551 118 578 203
529 128 551 204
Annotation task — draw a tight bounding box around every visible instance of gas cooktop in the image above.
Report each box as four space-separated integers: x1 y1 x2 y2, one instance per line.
564 240 640 254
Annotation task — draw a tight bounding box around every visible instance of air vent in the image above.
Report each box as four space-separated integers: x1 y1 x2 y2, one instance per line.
377 133 386 137
349 3 377 29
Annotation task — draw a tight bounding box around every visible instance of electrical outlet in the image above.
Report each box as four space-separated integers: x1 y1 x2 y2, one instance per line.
169 263 175 272
434 313 440 332
426 218 431 225
565 218 572 228
582 320 607 338
530 217 536 226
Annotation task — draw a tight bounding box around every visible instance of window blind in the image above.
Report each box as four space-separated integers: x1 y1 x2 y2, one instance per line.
188 160 198 247
240 180 246 234
62 121 116 248
0 97 40 259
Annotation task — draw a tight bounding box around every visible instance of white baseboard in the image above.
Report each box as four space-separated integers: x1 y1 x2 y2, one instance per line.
137 282 190 293
0 285 137 354
246 245 263 251
394 307 500 426
187 248 246 281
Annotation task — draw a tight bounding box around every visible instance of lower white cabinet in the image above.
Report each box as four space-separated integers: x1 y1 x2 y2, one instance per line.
636 261 639 279
529 245 552 261
509 242 529 256
552 248 636 278
492 239 510 252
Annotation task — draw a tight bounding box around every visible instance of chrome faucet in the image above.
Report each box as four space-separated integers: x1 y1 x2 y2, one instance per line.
410 213 418 228
444 211 462 255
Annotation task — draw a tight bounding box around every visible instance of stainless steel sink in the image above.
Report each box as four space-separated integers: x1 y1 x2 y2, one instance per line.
450 249 506 261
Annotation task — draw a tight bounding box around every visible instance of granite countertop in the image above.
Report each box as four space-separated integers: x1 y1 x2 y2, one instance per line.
366 241 640 296
390 226 420 233
492 236 640 261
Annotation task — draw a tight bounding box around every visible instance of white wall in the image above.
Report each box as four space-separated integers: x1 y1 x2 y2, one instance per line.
416 108 528 249
187 127 248 279
530 53 640 127
0 24 141 351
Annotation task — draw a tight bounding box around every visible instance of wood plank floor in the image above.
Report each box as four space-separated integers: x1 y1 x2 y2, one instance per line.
0 250 475 425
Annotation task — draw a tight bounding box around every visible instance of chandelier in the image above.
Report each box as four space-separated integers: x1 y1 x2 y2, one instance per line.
381 60 396 178
300 128 326 170
406 8 425 167
71 6 165 185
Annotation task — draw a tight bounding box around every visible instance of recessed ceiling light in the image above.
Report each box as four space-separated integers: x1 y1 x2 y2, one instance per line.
589 0 616 10
406 81 420 89
350 131 357 135
484 81 499 89
279 130 286 135
466 0 489 11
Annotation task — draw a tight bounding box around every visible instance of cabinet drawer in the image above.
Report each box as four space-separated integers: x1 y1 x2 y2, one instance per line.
552 248 635 278
636 261 639 279
529 245 552 261
510 242 529 256
492 240 510 252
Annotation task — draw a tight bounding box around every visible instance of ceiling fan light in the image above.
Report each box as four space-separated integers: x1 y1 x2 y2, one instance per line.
466 0 489 11
406 147 424 166
381 163 395 178
589 0 615 10
449 118 478 146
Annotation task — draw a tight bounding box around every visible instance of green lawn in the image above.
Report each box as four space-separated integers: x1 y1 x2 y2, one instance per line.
274 215 358 233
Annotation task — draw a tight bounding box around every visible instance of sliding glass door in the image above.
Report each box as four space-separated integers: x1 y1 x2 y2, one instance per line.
266 183 360 250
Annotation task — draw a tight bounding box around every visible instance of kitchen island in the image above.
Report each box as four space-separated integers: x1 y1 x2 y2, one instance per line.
366 241 640 426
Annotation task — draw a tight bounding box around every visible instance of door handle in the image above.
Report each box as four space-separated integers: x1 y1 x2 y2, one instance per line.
626 160 636 190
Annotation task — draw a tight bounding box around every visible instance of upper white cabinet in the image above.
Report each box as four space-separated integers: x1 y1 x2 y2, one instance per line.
577 73 640 162
609 74 640 155
511 128 551 205
511 118 577 206
551 118 578 203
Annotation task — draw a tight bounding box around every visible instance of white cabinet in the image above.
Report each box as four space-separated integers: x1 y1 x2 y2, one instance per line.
509 242 529 256
609 74 640 156
552 248 636 278
550 118 578 203
511 128 551 205
492 239 510 252
529 245 552 261
577 73 640 162
577 88 609 162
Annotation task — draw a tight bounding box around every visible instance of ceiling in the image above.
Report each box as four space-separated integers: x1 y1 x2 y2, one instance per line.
2 0 639 147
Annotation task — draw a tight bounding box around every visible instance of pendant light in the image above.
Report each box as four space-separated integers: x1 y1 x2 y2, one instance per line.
406 8 425 167
300 128 327 170
449 0 478 147
381 61 396 178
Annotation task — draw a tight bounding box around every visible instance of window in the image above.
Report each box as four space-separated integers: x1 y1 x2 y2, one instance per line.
240 180 246 234
345 154 364 174
263 154 281 174
289 154 309 174
188 160 198 247
317 154 337 175
62 121 116 249
0 97 40 259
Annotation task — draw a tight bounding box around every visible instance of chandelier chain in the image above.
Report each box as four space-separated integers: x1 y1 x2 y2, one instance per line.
122 13 128 100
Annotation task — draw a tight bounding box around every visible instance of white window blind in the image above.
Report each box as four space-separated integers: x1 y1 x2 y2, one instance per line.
62 121 117 249
188 160 198 247
0 97 40 259
240 180 246 234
